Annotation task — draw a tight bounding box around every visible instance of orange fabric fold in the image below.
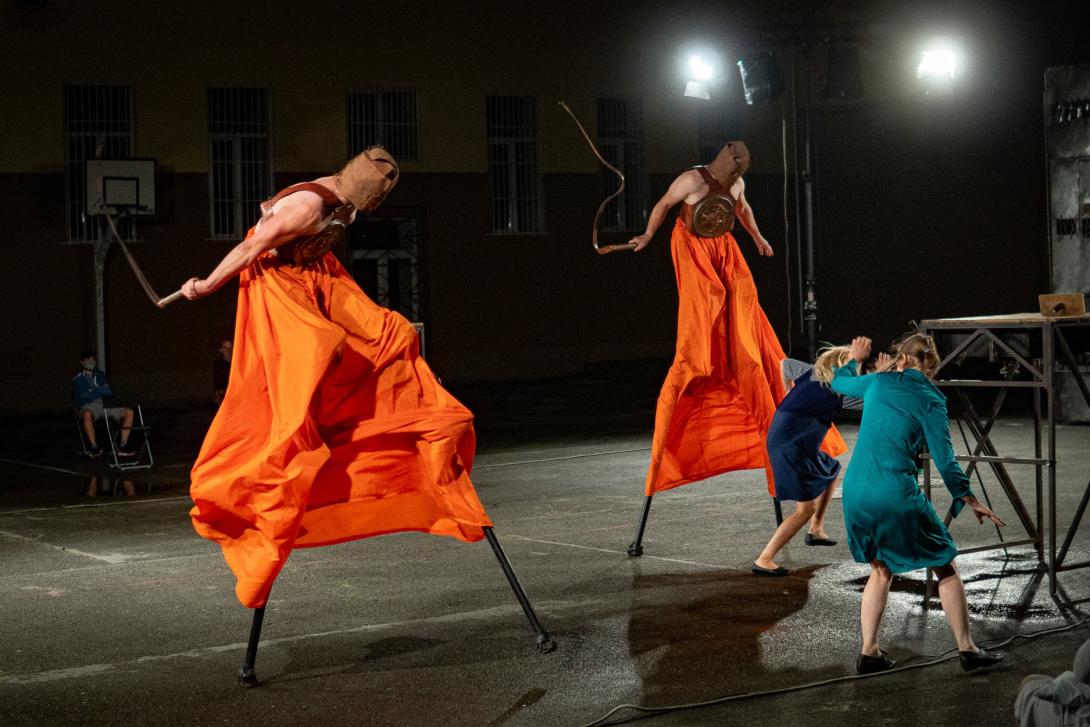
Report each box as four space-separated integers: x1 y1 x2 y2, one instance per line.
646 219 845 497
190 247 490 608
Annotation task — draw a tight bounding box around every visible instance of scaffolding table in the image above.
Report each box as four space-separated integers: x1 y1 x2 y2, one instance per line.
920 313 1090 596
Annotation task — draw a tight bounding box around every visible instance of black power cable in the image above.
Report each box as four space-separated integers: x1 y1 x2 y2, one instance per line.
581 614 1090 726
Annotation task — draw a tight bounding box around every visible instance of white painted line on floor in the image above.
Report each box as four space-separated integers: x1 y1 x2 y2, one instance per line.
0 496 192 517
0 458 84 477
0 599 594 685
475 447 650 470
0 527 146 564
505 534 730 570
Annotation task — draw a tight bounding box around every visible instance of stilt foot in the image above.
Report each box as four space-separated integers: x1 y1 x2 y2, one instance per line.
627 543 643 557
535 632 557 653
238 667 261 688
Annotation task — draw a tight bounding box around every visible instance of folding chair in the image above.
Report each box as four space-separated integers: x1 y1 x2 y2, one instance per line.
75 404 154 471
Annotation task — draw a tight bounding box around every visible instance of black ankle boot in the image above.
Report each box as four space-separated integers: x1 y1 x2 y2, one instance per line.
959 647 1003 672
856 651 896 675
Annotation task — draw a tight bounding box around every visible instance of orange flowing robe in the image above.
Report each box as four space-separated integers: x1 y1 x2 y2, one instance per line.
190 246 491 608
645 218 846 496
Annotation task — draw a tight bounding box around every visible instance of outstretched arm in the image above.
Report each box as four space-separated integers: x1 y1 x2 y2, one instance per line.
921 399 1005 526
734 179 773 257
629 171 701 252
181 195 324 299
829 336 875 398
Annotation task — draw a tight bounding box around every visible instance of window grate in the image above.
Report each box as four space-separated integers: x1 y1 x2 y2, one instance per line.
1057 218 1077 237
348 207 426 322
208 87 273 239
63 84 133 242
486 96 544 234
347 88 418 160
597 98 646 232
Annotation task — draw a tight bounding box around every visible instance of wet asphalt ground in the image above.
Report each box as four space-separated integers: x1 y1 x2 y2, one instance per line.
0 366 1087 726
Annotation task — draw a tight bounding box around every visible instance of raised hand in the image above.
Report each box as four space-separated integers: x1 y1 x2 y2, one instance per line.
849 336 872 363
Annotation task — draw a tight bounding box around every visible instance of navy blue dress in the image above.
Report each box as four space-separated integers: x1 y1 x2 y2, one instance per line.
767 361 858 502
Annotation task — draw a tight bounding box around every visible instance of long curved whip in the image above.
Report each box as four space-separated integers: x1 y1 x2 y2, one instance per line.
557 100 637 255
103 213 183 308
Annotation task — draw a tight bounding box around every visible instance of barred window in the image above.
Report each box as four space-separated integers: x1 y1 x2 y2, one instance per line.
596 98 646 232
348 207 426 323
347 88 418 160
486 96 544 234
64 84 133 242
208 87 273 239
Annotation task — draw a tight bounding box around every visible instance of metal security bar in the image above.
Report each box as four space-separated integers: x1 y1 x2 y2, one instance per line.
347 88 418 160
348 207 425 322
63 84 133 242
208 88 273 239
486 96 544 234
596 98 646 231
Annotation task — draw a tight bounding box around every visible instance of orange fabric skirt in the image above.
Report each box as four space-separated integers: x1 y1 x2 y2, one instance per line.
646 219 846 496
190 251 491 608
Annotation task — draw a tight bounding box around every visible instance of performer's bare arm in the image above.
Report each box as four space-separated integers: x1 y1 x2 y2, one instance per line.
628 171 704 252
181 195 325 300
733 179 773 257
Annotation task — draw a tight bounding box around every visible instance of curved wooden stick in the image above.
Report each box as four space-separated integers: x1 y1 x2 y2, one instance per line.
557 100 637 255
103 213 184 308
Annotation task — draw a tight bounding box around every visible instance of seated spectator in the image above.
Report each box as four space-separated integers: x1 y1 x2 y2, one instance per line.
213 338 232 406
72 349 135 457
1015 638 1090 726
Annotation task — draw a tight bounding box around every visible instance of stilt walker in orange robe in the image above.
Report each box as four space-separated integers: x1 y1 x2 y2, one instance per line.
180 147 552 687
623 142 846 556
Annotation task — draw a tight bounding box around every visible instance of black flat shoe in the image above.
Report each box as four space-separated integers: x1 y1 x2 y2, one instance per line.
751 563 790 577
959 648 1004 672
805 533 837 546
856 651 896 675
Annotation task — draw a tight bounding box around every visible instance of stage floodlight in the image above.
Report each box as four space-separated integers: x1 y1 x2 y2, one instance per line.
737 51 784 105
684 81 711 100
916 40 963 95
689 55 715 81
682 49 720 100
917 48 958 80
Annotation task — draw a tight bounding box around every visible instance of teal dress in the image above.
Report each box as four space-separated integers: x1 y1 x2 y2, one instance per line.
830 362 974 572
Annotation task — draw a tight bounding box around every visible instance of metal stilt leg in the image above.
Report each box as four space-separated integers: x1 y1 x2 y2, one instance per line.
483 527 556 653
772 497 784 526
238 606 266 688
627 495 653 556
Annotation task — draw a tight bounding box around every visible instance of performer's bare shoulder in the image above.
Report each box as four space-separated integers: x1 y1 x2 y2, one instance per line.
258 179 338 239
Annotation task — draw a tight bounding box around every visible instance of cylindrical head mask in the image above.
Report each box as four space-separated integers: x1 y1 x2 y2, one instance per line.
705 140 751 187
335 146 400 212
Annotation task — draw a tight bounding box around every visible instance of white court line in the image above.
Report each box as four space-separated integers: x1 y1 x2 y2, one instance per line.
0 458 84 477
0 599 595 685
505 534 730 570
0 528 141 564
475 447 650 470
0 496 191 517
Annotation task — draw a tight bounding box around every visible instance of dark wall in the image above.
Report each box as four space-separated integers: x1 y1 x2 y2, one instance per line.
5 0 1090 410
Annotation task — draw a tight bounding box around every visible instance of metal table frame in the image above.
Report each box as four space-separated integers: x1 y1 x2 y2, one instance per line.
920 314 1090 596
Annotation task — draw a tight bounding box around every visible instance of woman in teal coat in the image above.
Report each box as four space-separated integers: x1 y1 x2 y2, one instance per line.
830 333 1006 675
